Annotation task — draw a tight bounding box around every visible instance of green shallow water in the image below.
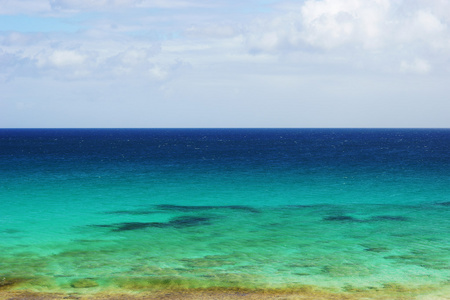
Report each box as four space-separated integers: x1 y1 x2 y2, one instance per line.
1 204 449 296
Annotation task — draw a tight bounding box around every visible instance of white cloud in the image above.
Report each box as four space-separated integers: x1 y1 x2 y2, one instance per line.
247 0 393 53
0 32 46 46
31 47 93 78
2 0 450 78
397 10 448 49
184 23 239 39
1 0 450 128
0 36 187 82
0 0 207 16
49 0 136 12
48 49 86 66
100 47 160 78
300 0 391 49
48 0 206 13
400 58 431 74
245 0 450 74
0 0 51 15
416 10 445 33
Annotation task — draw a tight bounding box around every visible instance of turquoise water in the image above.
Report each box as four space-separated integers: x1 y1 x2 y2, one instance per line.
0 129 449 297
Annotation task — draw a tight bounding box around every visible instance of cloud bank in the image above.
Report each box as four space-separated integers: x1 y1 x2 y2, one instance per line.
1 0 449 127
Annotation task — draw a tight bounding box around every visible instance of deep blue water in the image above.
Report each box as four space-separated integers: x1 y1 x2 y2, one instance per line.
0 129 449 296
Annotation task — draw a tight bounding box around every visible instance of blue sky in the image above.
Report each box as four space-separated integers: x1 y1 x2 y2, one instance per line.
1 0 449 128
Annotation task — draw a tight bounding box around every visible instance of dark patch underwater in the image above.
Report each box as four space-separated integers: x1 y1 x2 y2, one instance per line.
105 210 158 215
92 216 213 232
323 215 409 223
155 204 259 213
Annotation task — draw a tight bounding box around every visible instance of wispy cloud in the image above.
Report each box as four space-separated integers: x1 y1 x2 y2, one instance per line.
3 0 450 77
0 0 208 15
0 0 51 15
1 0 450 127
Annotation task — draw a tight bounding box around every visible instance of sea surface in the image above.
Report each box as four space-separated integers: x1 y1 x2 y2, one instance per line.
0 129 449 297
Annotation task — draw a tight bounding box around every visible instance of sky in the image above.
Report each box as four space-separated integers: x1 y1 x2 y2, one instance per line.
1 0 449 128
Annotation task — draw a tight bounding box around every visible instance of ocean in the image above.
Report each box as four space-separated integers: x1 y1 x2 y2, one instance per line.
0 129 449 298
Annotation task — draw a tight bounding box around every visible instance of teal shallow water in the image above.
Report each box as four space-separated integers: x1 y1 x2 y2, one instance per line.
0 129 449 296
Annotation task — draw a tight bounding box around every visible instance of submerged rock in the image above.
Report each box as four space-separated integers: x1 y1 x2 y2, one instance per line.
342 284 368 293
181 257 236 268
105 210 156 215
113 222 159 231
322 264 371 277
369 216 409 222
323 215 409 223
156 204 259 213
114 276 207 290
92 215 213 232
70 278 99 288
382 283 408 292
323 215 359 222
0 277 27 290
384 255 417 260
169 216 212 228
364 247 390 253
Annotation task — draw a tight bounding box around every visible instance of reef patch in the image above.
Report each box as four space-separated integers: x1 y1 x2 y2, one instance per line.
155 204 259 213
0 277 28 290
369 216 409 222
323 215 409 223
169 216 212 228
92 216 213 232
70 278 99 288
105 210 157 215
364 247 390 253
323 215 359 222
